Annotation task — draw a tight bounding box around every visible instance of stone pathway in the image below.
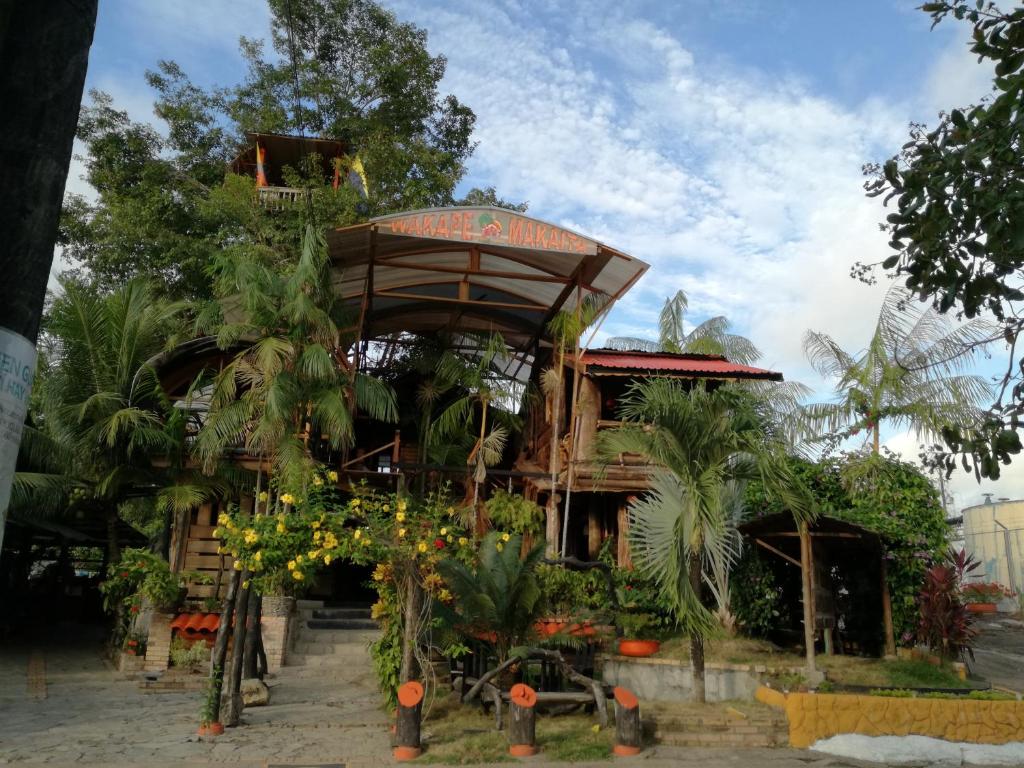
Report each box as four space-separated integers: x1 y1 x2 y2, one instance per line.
0 623 973 767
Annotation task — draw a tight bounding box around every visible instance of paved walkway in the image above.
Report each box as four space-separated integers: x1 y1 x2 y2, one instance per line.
0 624 968 767
972 616 1024 694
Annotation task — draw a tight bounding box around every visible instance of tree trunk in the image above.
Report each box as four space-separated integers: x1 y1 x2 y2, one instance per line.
399 571 423 683
210 568 240 675
613 686 642 756
242 590 261 679
106 508 121 565
223 570 251 726
0 0 98 559
688 550 706 704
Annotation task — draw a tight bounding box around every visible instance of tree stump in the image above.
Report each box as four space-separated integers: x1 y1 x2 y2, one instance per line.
612 686 641 757
394 680 424 761
508 683 538 757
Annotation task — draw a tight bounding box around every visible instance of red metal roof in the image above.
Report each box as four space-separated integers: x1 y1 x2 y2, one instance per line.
580 349 782 380
170 612 221 633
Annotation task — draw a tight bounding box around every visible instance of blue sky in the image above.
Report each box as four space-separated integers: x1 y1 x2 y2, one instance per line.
72 0 1013 508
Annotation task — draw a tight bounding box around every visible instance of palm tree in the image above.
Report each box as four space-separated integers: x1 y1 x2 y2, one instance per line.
13 278 196 560
801 284 996 454
606 290 760 364
596 380 810 702
194 222 397 492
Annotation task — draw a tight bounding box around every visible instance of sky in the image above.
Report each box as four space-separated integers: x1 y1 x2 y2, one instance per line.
70 0 1017 511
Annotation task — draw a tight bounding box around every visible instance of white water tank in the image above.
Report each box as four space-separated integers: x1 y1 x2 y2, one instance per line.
960 498 1024 593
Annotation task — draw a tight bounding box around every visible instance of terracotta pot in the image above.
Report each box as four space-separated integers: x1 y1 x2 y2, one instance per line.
198 722 224 736
617 639 660 657
966 602 997 614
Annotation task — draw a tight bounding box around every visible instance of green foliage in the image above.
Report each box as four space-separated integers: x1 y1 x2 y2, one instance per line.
100 548 192 613
200 666 223 725
535 563 606 616
869 688 915 698
745 453 949 640
729 549 781 638
170 636 211 672
436 532 545 662
484 491 545 537
63 0 483 300
862 2 1024 477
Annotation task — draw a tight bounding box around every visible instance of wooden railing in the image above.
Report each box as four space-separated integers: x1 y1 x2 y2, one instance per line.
257 186 304 209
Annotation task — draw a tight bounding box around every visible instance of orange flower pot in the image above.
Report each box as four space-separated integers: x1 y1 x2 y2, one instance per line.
966 602 997 614
617 639 660 657
198 722 224 736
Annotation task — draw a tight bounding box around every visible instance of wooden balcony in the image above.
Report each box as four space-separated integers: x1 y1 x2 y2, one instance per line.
257 186 304 209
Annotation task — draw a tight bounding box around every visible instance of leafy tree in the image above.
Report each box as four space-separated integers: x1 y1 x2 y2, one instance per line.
801 284 994 453
13 279 207 559
862 1 1023 477
194 221 398 492
60 0 482 300
606 289 760 364
597 381 809 702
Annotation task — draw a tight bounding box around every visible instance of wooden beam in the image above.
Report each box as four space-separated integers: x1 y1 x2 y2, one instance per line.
880 556 896 657
799 521 816 673
377 259 571 283
754 537 801 568
372 289 547 312
761 531 863 539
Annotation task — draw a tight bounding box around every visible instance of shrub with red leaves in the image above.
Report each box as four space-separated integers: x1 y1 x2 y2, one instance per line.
916 548 979 662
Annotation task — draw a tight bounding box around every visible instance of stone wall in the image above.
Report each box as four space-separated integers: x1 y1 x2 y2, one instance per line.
756 686 1024 747
143 612 174 672
262 615 289 672
599 654 800 703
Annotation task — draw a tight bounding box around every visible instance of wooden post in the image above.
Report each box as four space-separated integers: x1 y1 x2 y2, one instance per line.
617 500 632 568
223 570 251 726
798 522 816 673
587 506 601 560
394 680 424 761
612 686 641 756
880 554 896 658
508 683 538 757
545 493 561 558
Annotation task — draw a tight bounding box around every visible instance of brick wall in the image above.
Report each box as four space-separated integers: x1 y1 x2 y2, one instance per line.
262 615 289 672
144 612 174 672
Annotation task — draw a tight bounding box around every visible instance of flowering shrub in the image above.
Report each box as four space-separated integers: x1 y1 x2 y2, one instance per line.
961 582 1015 603
100 548 194 613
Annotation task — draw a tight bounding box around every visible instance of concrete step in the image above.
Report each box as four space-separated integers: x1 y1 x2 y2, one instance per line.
311 607 372 620
285 652 373 668
292 628 380 645
291 641 374 657
306 618 378 630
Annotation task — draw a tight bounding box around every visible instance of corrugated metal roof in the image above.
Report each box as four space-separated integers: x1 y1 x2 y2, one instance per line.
581 349 783 380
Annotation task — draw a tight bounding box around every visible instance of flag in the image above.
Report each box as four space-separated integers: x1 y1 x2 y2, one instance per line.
255 142 268 188
332 154 369 198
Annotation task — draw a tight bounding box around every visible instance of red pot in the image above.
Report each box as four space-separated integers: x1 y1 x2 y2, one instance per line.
617 639 660 657
966 602 998 614
198 722 224 736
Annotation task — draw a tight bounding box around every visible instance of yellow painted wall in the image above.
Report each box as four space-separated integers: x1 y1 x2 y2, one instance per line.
757 687 1024 748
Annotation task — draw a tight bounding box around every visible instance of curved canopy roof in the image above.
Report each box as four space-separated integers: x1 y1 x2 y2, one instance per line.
326 207 649 352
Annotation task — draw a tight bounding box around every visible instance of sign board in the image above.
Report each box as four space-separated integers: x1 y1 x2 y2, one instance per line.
374 208 598 256
0 327 36 554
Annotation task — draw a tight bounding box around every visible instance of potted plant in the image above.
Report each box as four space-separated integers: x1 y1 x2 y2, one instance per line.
616 612 662 657
962 582 1012 613
123 631 147 657
198 666 225 736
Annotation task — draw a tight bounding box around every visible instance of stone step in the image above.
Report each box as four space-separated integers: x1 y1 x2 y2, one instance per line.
311 607 372 620
306 618 378 630
291 641 375 657
654 732 784 747
285 652 368 668
292 628 380 644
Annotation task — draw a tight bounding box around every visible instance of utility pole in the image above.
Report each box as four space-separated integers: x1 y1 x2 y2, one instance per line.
0 1 99 556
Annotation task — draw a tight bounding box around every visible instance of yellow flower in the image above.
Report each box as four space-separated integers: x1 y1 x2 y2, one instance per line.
496 543 504 552
242 580 250 589
308 550 318 560
446 535 454 544
217 546 226 554
287 560 296 571
395 511 406 523
362 538 371 546
353 529 362 540
350 498 361 507
458 537 468 547
296 554 304 563
446 506 455 515
324 554 332 565
217 512 230 525
591 724 601 733
276 523 286 534
501 532 511 542
383 504 390 512
280 493 295 505
417 541 428 553
398 500 407 512
254 551 262 561
292 570 304 581
257 491 268 502
313 531 322 542
311 520 320 530
313 476 323 487
439 589 452 602
398 528 407 538
213 527 222 538
244 529 258 544
327 470 338 482
233 561 242 570
440 527 448 535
